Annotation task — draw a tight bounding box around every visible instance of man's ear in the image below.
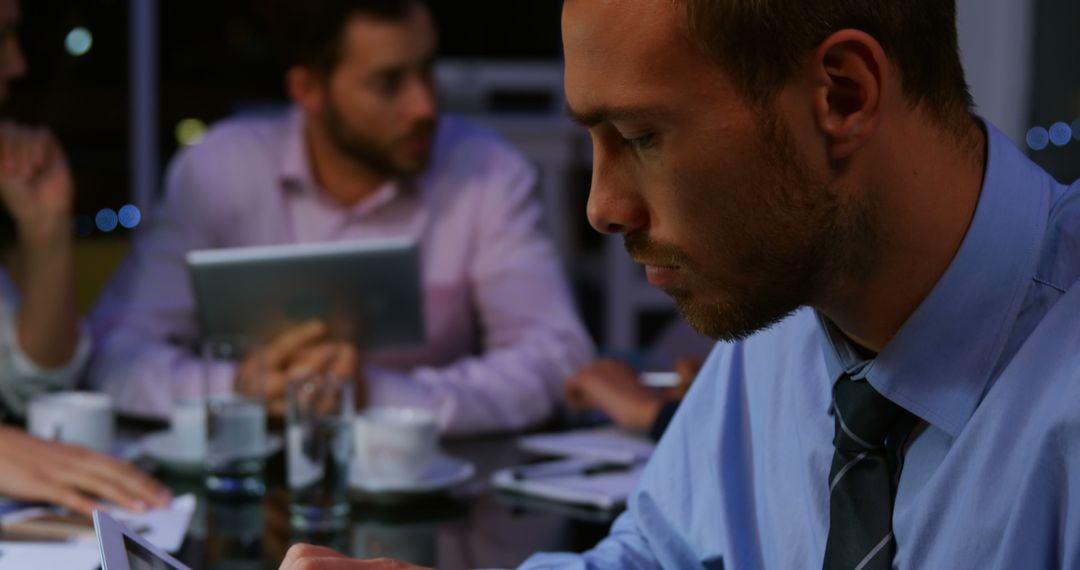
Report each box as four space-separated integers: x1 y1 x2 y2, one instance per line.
285 65 324 114
807 30 888 162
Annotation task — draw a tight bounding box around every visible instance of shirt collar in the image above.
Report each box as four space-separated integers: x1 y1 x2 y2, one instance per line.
279 106 313 191
818 120 1050 437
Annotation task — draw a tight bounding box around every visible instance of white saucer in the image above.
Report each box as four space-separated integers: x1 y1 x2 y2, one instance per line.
140 430 283 474
349 452 475 495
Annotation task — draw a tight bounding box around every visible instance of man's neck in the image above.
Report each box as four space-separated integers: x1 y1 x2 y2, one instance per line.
305 123 388 208
817 115 988 353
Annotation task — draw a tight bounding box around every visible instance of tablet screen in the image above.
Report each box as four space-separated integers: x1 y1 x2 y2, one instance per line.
124 535 183 570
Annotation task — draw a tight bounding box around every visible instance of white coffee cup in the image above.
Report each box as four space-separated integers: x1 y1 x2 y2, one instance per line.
27 391 115 452
353 407 438 486
169 399 207 461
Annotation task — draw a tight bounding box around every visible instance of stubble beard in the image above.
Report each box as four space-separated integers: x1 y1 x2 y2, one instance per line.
322 97 435 179
649 114 880 342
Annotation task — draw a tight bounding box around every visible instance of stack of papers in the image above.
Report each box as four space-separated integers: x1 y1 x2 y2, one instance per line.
491 427 657 510
517 426 656 464
492 457 646 510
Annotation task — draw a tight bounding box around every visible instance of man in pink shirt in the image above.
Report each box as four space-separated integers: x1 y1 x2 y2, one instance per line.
88 0 593 436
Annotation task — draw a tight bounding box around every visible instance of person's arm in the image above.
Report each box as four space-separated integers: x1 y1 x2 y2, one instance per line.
0 426 170 515
365 156 594 436
564 359 667 431
0 284 91 417
0 124 79 370
520 511 664 569
0 124 91 416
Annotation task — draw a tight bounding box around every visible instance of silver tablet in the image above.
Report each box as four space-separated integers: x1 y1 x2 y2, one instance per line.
186 238 425 349
94 510 191 570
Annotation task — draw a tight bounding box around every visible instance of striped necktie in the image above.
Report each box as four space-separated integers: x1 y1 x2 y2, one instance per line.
823 376 916 570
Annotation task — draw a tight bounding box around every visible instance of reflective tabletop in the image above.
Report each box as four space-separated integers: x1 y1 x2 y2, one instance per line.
130 423 615 570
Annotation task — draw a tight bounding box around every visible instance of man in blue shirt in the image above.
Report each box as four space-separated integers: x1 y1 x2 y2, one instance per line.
279 0 1080 568
522 0 1080 568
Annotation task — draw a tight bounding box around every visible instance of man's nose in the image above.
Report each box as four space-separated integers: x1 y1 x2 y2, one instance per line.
585 150 648 235
403 76 437 123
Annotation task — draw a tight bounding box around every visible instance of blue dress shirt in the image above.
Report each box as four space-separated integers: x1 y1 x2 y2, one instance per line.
522 122 1080 569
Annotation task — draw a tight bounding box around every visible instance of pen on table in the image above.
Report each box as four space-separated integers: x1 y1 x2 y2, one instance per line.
511 461 635 481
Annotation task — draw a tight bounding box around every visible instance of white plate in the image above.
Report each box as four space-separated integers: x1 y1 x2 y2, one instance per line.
140 430 283 474
349 452 475 494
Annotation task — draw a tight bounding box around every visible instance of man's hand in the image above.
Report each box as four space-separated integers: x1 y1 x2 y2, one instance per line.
564 359 667 431
237 322 363 417
278 544 431 569
0 122 74 247
0 426 171 516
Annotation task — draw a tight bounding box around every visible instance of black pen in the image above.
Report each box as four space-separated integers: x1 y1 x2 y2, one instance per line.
511 461 634 481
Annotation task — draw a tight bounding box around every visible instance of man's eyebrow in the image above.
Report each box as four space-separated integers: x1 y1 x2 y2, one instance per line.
564 104 664 128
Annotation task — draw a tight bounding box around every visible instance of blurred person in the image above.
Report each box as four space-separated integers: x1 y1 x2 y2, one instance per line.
89 0 592 435
283 0 1080 568
0 6 85 420
566 319 710 439
0 0 170 514
564 356 700 441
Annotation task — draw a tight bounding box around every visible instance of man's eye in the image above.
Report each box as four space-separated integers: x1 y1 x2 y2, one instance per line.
621 133 656 151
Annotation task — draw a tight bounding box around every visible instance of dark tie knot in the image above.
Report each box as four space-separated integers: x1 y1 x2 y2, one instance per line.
832 377 912 452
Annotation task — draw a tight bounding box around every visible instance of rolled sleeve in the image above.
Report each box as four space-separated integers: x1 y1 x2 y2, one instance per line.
0 310 91 418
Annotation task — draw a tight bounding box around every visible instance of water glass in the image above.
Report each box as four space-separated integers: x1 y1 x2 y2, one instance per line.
203 336 268 497
287 374 354 531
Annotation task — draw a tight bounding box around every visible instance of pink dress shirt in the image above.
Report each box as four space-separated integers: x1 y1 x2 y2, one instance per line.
88 108 594 436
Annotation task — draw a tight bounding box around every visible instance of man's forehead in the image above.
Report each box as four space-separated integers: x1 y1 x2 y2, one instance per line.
562 0 725 120
338 8 437 71
562 0 680 60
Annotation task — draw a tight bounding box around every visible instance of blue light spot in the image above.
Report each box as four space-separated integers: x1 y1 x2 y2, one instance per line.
118 204 141 229
74 215 94 238
1026 127 1049 151
64 27 93 57
95 208 118 232
1049 122 1072 147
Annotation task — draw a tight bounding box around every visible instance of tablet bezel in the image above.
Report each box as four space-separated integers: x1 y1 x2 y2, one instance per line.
185 238 425 349
93 509 191 570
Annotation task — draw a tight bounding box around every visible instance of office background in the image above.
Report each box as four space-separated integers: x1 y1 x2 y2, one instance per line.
5 0 1078 352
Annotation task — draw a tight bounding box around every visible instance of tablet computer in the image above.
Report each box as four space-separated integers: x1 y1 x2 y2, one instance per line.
186 238 425 349
94 510 191 570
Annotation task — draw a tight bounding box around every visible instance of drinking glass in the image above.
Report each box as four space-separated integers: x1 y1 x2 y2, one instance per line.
203 335 268 497
287 374 354 531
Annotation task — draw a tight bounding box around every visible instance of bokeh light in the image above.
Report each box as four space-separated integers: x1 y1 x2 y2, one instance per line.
95 208 118 233
65 27 93 57
1026 126 1050 151
1048 122 1072 147
74 214 94 238
118 204 141 229
175 118 207 147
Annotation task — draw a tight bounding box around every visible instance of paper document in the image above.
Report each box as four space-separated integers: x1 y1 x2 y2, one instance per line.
0 492 196 570
492 457 645 510
110 493 197 553
0 541 101 570
518 427 656 464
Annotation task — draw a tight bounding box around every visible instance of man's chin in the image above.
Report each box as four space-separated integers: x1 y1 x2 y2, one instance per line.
389 152 431 178
673 292 797 343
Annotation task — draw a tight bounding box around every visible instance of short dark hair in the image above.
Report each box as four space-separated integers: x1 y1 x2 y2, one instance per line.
267 0 425 76
673 0 973 128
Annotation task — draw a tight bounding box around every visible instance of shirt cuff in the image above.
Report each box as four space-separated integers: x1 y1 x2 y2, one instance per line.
0 318 92 418
7 321 92 381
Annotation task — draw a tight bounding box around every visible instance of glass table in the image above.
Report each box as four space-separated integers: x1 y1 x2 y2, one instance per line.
134 424 616 570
